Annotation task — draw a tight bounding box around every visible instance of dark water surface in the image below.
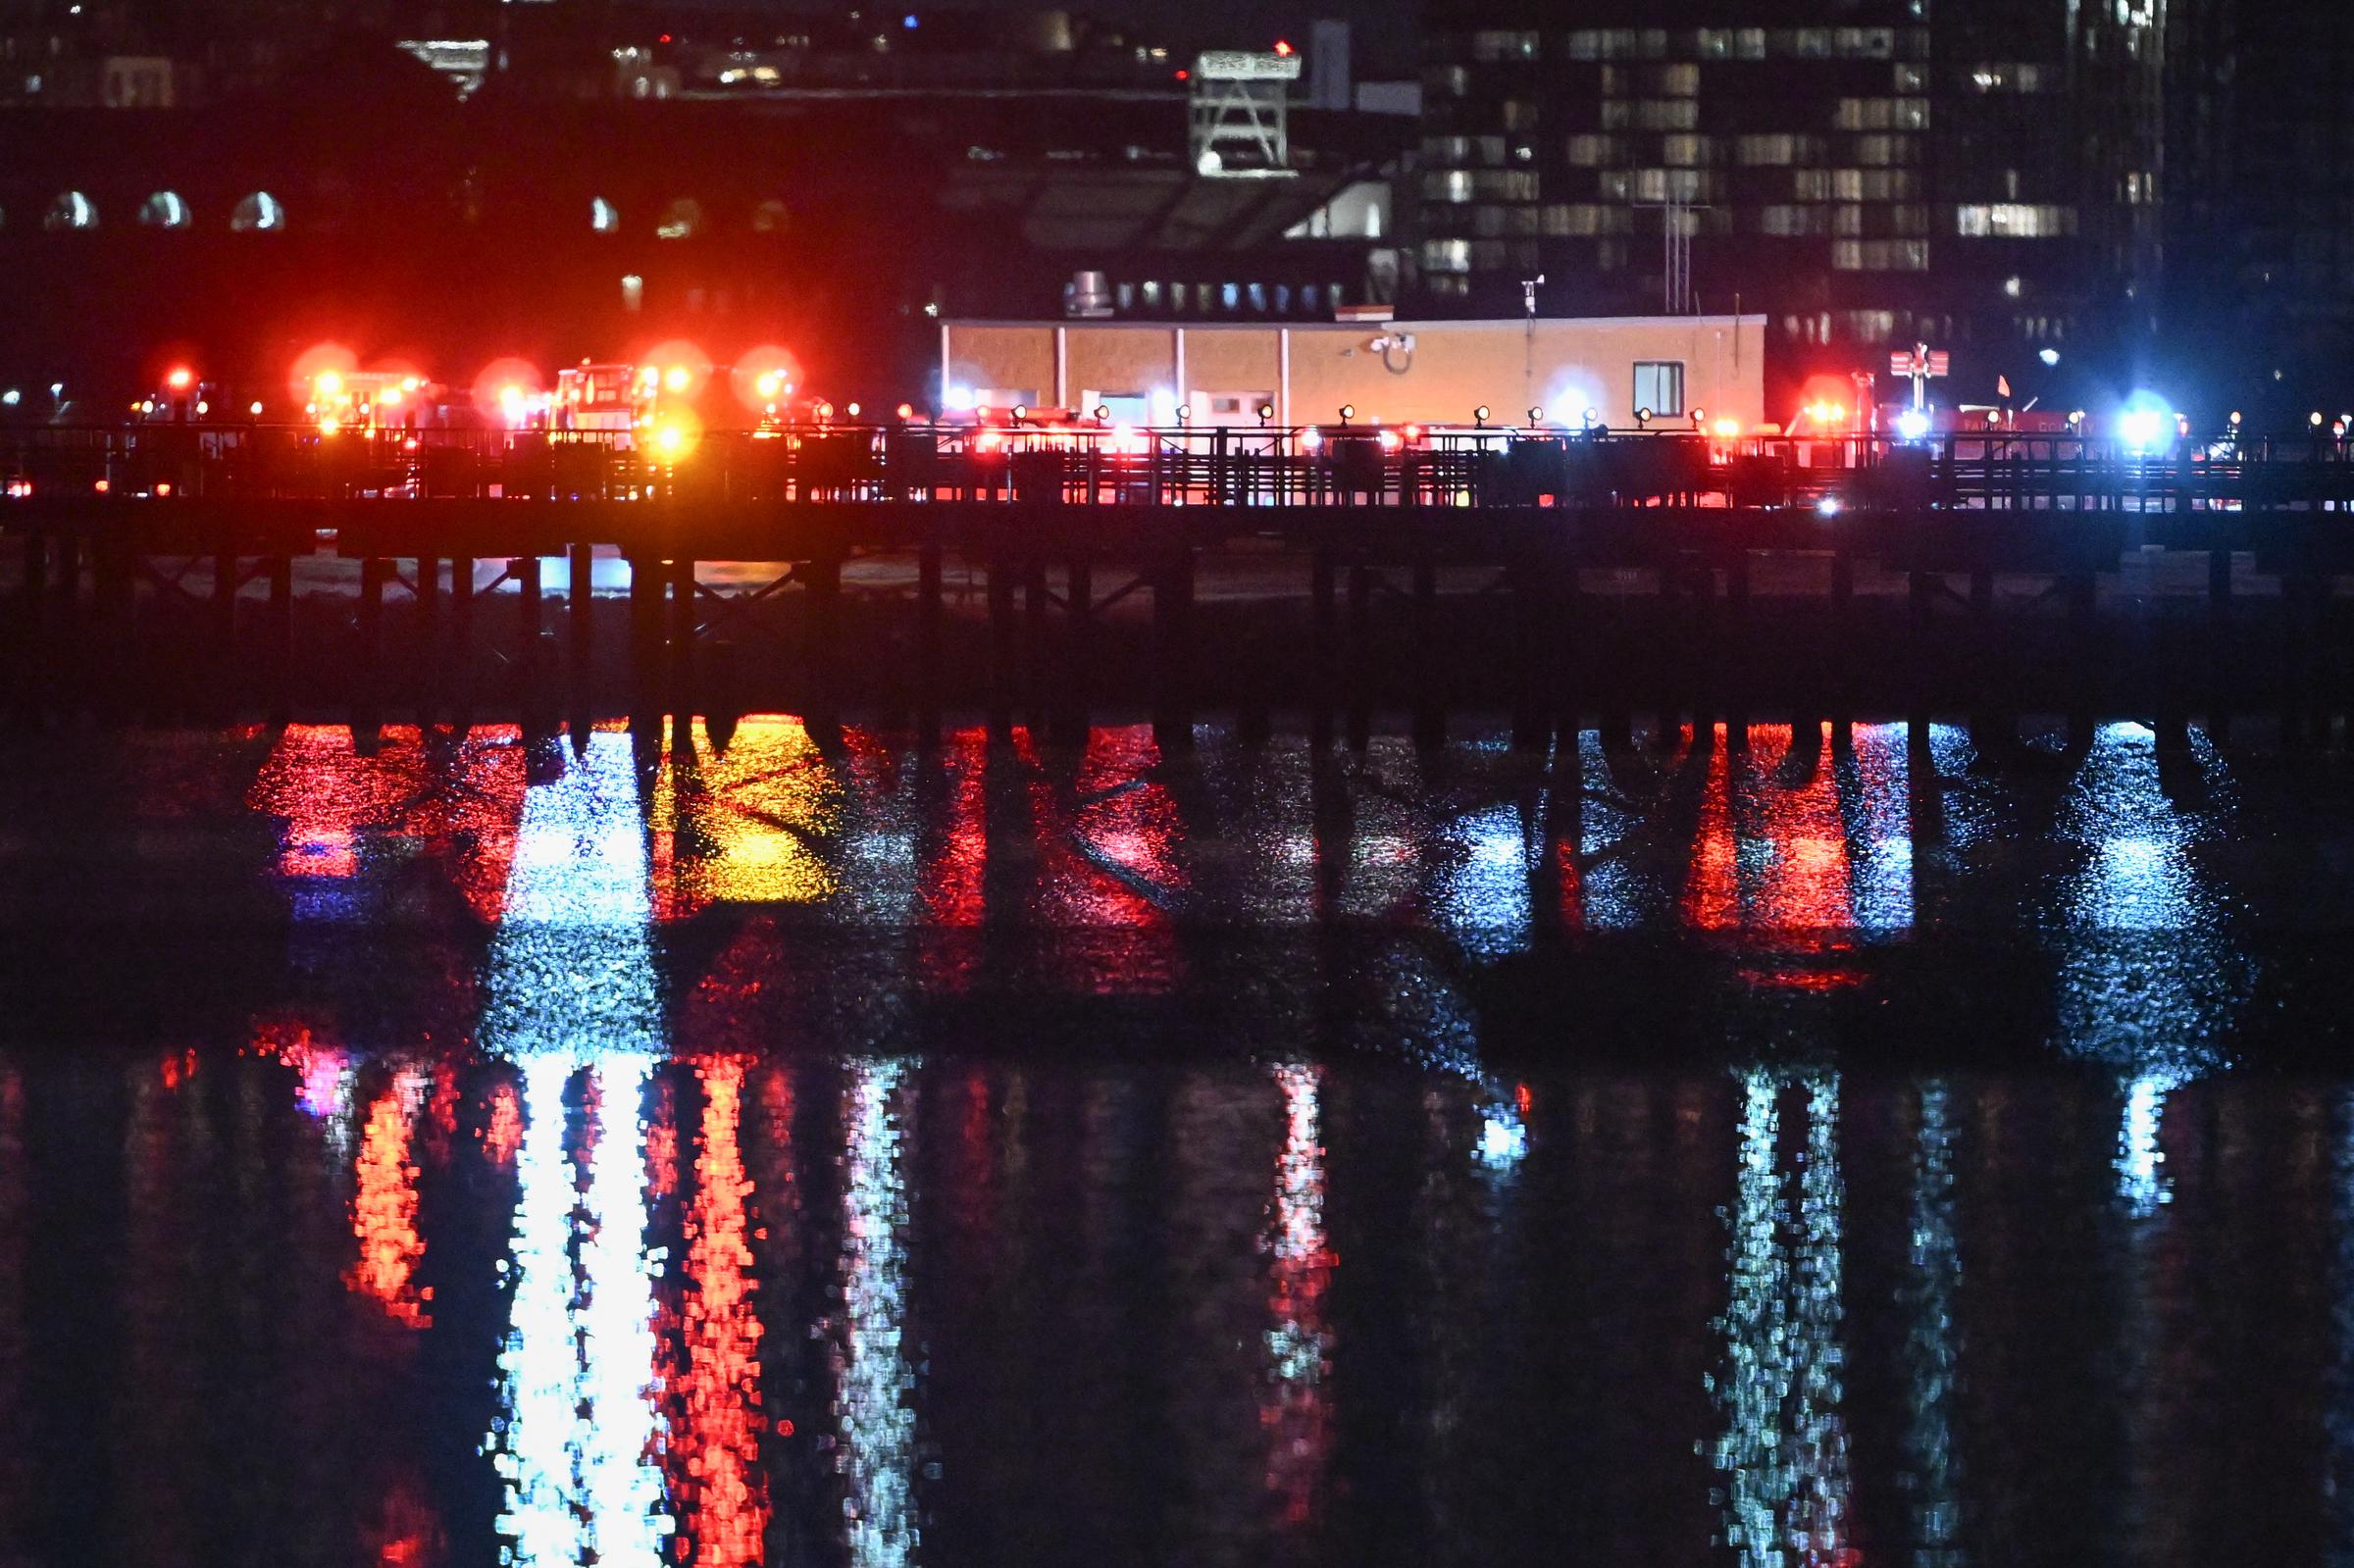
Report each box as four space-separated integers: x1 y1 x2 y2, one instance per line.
3 719 2353 1566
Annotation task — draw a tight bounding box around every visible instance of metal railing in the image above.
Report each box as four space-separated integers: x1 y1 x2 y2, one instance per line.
2 421 2352 514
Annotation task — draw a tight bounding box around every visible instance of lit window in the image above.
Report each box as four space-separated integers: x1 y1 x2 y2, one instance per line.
43 190 96 230
1633 361 1684 416
1955 202 2073 237
1422 238 1472 274
137 190 190 228
230 191 283 231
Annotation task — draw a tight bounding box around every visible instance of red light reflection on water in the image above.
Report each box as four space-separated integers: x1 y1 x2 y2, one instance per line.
247 725 527 924
347 1076 432 1330
1263 1065 1333 1527
481 1080 524 1167
1682 725 1856 938
665 1059 769 1567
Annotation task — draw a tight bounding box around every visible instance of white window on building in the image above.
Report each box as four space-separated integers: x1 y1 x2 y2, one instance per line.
1955 203 2075 237
1633 361 1685 417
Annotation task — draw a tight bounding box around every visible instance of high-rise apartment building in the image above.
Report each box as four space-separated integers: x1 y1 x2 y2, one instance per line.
1413 1 2168 404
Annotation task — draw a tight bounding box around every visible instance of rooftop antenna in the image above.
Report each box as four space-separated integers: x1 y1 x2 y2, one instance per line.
1521 273 1545 391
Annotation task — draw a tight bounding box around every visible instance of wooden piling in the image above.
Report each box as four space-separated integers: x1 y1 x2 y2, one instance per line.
1345 563 1372 750
267 553 293 725
1308 548 1337 749
1827 550 1854 749
357 555 384 733
2207 547 2232 746
915 542 944 747
1054 556 1091 745
804 552 842 741
1154 547 1196 751
987 557 1017 739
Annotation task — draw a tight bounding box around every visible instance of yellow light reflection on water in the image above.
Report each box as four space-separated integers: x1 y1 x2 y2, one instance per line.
649 718 842 917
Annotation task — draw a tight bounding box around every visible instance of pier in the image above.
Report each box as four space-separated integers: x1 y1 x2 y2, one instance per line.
6 420 2354 752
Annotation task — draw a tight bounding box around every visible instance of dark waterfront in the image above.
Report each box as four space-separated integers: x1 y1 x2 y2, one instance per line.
2 718 2352 1566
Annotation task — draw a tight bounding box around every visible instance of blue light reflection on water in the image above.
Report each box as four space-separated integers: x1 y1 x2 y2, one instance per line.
1712 1071 1850 1568
483 733 671 1566
837 1058 921 1568
2050 724 2246 1214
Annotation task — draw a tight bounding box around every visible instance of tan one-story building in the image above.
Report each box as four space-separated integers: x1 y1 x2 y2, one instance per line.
939 313 1766 430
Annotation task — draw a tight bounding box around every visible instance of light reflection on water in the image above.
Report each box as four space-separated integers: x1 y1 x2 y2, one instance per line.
11 720 2354 1564
1712 1072 1850 1568
836 1058 920 1568
2050 724 2246 1214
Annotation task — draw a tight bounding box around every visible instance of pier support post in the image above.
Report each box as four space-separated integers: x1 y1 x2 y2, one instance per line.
2064 571 2097 754
1411 556 1445 750
666 555 695 747
804 552 842 745
1906 570 1934 754
448 557 475 729
987 558 1017 739
1510 552 1552 753
628 552 661 733
1053 556 1092 746
267 553 294 725
12 534 47 725
206 545 234 724
1967 569 2005 758
1345 563 1372 750
414 556 441 721
915 543 944 748
1023 559 1049 736
2207 548 2232 747
1308 549 1337 750
1554 557 1583 751
1827 551 1854 750
356 556 384 734
1153 547 1196 751
569 542 594 721
92 539 133 726
1722 553 1750 753
1650 561 1682 751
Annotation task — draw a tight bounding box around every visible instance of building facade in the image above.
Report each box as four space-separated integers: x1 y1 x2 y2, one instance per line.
1412 2 2166 409
941 314 1768 430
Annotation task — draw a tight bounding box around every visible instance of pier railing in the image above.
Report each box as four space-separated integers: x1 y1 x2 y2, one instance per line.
4 422 2353 516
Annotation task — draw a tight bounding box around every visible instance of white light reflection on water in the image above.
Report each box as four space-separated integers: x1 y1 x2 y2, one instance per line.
2052 724 2243 1214
1900 1081 1962 1562
837 1059 921 1568
1264 1064 1334 1525
1711 1071 1850 1568
1438 803 1534 957
481 733 663 1059
483 733 672 1566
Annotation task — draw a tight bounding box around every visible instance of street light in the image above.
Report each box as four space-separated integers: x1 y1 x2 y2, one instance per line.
1338 404 1354 425
1473 405 1489 428
1527 406 1544 426
1257 403 1274 425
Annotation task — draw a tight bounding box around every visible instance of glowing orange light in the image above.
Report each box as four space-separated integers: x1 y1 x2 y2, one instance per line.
319 416 341 435
346 1079 432 1329
165 366 193 390
93 478 109 494
1713 417 1743 438
1273 37 1294 55
154 481 172 497
288 341 359 403
665 366 692 393
379 385 403 407
471 357 543 425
